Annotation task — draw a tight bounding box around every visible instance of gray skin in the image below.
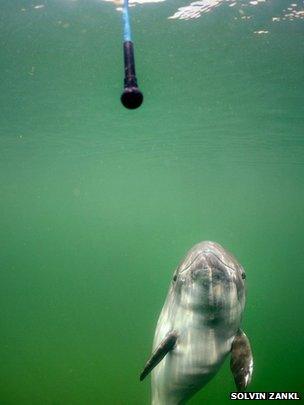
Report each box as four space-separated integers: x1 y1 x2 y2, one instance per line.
140 241 253 404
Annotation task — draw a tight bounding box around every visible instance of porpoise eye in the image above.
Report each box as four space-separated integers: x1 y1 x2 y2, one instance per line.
241 273 246 279
173 275 177 282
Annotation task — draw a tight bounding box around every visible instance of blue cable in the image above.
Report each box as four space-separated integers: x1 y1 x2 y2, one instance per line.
122 0 132 42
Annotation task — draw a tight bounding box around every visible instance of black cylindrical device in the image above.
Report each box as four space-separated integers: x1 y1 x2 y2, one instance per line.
121 41 143 109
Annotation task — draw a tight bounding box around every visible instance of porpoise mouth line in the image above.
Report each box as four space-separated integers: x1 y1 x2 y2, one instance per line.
179 252 205 275
207 251 236 273
179 250 236 275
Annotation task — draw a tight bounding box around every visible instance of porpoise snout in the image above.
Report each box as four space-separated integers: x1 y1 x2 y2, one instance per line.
190 251 235 281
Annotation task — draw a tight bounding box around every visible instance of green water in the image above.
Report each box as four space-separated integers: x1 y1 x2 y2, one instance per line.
1 0 303 403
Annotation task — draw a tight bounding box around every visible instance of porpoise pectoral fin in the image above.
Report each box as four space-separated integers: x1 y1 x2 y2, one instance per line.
230 329 253 392
140 331 178 381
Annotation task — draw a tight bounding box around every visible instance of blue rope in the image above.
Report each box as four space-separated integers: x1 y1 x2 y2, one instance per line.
122 0 132 42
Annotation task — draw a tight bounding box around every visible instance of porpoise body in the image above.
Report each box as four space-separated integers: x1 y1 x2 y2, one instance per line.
140 241 253 404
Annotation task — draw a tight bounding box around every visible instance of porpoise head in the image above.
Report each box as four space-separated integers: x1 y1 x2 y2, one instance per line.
171 241 246 322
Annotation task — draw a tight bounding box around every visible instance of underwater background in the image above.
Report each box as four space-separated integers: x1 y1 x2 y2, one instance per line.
0 0 303 403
